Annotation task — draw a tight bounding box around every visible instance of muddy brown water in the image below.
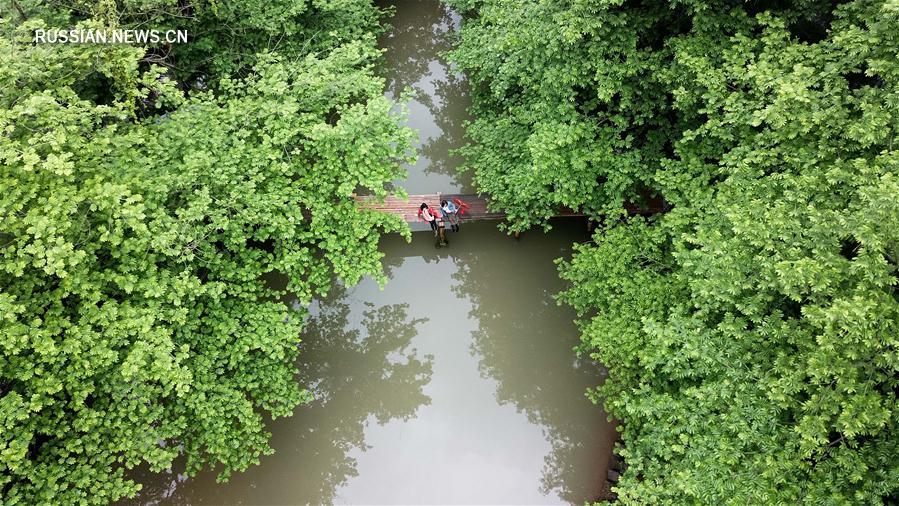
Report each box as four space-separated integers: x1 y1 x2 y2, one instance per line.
127 1 616 504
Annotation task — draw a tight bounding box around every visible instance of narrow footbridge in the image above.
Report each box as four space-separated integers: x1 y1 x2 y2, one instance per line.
354 193 584 223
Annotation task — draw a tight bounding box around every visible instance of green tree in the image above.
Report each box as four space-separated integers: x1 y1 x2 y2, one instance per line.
452 0 899 503
447 0 686 231
4 0 392 86
0 2 414 504
156 0 390 84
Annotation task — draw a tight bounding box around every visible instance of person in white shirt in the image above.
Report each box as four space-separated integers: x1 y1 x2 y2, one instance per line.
420 203 439 236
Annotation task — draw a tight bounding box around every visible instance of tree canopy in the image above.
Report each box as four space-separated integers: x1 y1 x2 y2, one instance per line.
450 0 899 503
0 1 413 503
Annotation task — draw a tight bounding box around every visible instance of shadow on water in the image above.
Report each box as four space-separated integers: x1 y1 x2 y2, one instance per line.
449 221 617 502
378 0 473 193
347 220 616 503
125 284 433 505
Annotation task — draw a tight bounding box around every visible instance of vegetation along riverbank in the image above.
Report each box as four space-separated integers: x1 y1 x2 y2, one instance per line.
448 0 899 503
1 1 414 503
1 0 898 504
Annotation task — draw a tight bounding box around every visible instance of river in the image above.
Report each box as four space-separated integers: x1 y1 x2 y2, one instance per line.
127 1 616 504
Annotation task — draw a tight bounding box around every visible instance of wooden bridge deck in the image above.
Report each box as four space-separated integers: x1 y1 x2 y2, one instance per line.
355 193 584 223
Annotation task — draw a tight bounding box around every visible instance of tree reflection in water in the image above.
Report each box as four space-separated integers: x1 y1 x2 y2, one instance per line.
126 283 432 505
420 67 470 186
291 288 433 503
377 0 473 191
450 220 617 503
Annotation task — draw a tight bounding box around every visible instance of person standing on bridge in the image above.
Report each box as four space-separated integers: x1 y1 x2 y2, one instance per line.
419 203 439 236
441 199 460 232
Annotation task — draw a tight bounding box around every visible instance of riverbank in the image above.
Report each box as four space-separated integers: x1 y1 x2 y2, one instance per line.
125 1 617 503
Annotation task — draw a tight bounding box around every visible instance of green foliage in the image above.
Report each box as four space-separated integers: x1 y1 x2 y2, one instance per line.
3 0 392 86
452 0 899 503
447 0 684 231
1 1 414 504
165 0 390 82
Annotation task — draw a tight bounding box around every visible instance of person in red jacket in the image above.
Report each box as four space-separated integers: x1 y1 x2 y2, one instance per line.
419 203 439 236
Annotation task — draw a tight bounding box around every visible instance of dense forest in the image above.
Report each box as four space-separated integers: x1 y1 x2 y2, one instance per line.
2 0 898 504
1 0 414 503
448 0 899 503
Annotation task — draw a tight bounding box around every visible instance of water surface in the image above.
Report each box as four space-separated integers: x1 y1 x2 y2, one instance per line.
131 222 615 505
379 0 473 194
128 2 615 503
